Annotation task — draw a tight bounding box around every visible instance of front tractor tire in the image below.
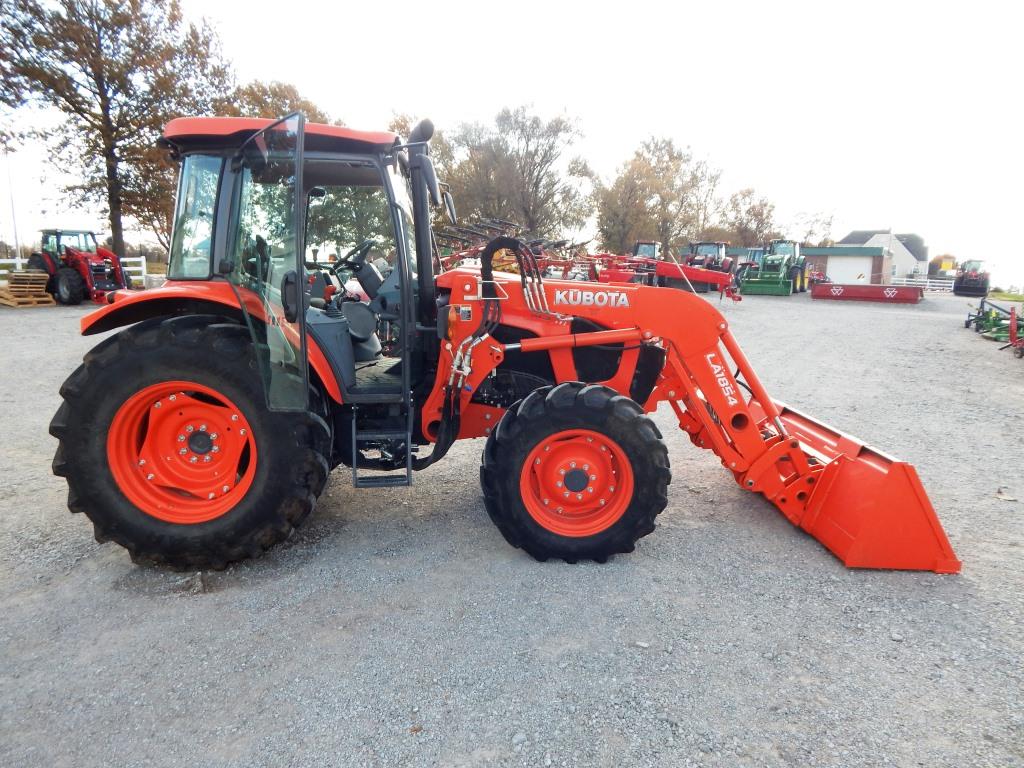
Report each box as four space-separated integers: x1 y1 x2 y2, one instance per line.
481 383 670 563
55 266 86 305
49 315 330 570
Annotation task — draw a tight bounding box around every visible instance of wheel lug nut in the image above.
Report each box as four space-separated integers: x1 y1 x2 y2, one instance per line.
210 433 218 440
556 481 562 487
146 473 154 480
543 498 549 505
559 469 566 475
154 402 161 409
563 492 569 498
177 434 185 442
231 414 239 421
203 455 211 463
179 448 187 455
590 474 596 481
199 424 207 432
570 462 576 468
588 487 594 493
599 499 606 505
189 456 197 463
239 429 246 436
208 493 215 500
186 425 194 433
535 458 541 465
609 486 615 492
222 485 229 493
576 494 583 500
583 464 589 471
169 394 176 401
212 446 220 453
138 459 146 466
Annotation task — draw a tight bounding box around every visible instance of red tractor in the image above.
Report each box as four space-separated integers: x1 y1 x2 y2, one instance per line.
27 229 132 304
48 114 959 574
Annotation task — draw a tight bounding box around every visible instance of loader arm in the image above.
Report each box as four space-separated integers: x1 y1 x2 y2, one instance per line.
428 268 960 573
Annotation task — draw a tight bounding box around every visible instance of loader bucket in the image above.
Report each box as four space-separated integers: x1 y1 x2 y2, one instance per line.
749 401 961 573
741 279 793 296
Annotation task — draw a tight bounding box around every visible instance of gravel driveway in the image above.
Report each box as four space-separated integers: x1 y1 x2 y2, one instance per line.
1 292 1020 767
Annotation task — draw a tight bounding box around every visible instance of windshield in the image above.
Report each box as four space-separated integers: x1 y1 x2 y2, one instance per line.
695 243 719 256
635 243 658 259
769 241 795 256
387 164 417 284
168 154 223 279
962 260 983 272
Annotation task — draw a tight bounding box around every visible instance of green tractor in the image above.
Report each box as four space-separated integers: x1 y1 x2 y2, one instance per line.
740 239 808 296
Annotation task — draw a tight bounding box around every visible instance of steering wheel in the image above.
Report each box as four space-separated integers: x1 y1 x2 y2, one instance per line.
332 239 376 274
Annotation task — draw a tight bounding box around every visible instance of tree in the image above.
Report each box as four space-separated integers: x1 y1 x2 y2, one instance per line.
227 81 335 124
126 79 332 251
595 137 721 254
1 0 232 257
595 156 651 254
446 106 592 237
726 188 780 247
793 211 834 246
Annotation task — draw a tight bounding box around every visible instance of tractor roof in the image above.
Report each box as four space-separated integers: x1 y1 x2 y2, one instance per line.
162 117 400 154
41 229 95 235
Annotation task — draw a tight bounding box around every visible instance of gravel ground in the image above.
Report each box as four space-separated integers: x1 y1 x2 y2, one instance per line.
1 292 1021 768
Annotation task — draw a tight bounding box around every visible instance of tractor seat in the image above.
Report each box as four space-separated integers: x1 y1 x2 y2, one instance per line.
341 300 382 362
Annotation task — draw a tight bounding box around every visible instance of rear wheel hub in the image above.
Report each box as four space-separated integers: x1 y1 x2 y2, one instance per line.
107 380 257 524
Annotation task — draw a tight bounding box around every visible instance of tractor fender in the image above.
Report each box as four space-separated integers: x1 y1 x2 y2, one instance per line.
80 281 344 403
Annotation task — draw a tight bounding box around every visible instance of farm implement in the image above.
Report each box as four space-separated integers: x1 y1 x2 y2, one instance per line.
589 241 741 300
965 298 1021 340
49 114 959 574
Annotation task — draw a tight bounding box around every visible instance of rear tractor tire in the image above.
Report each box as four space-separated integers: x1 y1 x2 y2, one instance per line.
55 266 86 305
480 382 670 563
49 315 331 570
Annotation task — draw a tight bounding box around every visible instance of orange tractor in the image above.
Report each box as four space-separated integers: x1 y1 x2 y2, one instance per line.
49 114 960 573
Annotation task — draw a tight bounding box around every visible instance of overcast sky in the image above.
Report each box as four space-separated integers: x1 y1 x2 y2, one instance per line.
2 0 1021 283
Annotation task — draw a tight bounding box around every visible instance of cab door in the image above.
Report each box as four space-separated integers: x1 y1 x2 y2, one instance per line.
230 113 309 411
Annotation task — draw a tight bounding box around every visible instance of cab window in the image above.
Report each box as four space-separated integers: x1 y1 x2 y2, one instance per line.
168 154 222 280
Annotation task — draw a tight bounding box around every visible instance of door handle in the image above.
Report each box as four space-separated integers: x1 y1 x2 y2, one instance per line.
281 269 299 323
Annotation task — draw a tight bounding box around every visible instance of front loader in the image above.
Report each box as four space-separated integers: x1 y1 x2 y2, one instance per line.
49 114 960 573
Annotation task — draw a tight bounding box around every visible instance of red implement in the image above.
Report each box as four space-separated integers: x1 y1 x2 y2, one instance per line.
811 283 924 304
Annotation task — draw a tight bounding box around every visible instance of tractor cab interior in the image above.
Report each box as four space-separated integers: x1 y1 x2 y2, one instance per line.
299 157 412 395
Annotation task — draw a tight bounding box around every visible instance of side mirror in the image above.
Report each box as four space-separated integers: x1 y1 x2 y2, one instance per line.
443 189 457 225
419 154 442 207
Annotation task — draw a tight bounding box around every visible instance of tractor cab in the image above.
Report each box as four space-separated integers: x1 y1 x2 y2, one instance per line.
686 241 731 272
631 240 661 260
158 114 449 484
762 239 799 273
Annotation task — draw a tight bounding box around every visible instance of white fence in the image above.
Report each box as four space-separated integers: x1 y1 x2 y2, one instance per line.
0 255 148 285
891 276 954 292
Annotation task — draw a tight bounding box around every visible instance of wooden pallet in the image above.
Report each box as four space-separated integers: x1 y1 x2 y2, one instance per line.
6 270 51 296
0 291 55 308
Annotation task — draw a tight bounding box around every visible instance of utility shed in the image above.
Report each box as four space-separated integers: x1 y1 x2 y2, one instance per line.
803 246 890 284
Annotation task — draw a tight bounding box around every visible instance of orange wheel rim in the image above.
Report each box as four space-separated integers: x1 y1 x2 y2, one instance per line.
519 429 634 537
106 380 257 524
